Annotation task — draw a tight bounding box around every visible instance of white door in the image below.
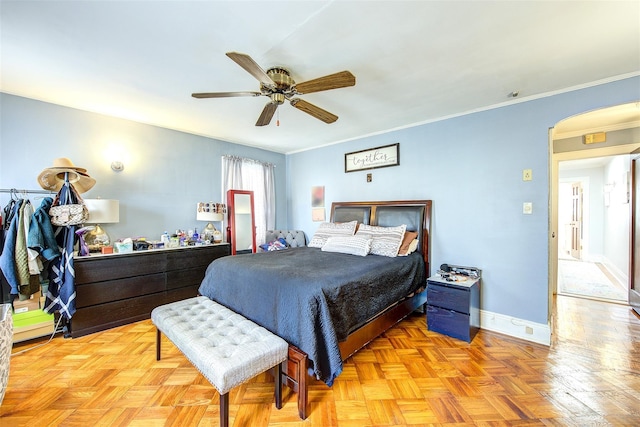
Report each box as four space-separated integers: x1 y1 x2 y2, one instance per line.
570 182 583 259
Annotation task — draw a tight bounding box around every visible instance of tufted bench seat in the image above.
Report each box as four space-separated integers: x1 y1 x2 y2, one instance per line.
151 296 288 427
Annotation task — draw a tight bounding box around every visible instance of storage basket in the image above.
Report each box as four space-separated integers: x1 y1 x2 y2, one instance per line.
0 304 12 405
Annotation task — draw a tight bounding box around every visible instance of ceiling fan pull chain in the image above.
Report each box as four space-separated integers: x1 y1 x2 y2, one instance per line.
277 109 280 127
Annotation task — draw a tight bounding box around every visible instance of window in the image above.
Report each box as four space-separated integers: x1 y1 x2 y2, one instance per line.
222 155 275 245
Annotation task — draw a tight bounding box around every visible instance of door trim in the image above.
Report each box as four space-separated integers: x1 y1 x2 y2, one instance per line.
549 142 640 321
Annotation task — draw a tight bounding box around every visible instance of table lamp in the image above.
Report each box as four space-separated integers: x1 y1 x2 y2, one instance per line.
84 199 120 251
197 202 225 243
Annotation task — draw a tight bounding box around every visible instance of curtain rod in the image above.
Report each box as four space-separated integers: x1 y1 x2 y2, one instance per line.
222 155 276 168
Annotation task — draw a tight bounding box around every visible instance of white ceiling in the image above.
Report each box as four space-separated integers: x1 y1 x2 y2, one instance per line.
1 1 639 154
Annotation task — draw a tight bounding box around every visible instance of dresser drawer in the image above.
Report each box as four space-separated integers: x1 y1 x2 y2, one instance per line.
427 283 470 314
75 253 167 283
166 245 227 271
75 273 166 308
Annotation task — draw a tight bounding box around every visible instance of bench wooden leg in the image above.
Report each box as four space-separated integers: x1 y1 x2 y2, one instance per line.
156 328 161 361
275 363 282 409
220 392 229 427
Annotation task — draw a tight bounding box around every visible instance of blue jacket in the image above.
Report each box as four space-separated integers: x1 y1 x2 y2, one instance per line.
0 200 23 294
28 197 61 261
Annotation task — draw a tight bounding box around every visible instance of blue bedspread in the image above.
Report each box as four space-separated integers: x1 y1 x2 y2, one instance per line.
198 247 425 386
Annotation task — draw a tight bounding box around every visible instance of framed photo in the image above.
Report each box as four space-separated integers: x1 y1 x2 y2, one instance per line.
312 207 325 222
345 143 399 173
312 186 325 207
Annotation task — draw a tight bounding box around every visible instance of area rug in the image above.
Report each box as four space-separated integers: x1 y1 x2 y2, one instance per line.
558 260 627 301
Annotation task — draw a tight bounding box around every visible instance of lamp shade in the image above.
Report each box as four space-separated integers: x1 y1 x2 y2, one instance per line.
196 210 223 222
84 199 120 223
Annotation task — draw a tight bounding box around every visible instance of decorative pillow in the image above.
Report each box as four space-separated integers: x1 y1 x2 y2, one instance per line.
397 231 419 256
398 239 419 256
355 224 406 257
259 237 288 252
321 236 372 257
308 220 358 248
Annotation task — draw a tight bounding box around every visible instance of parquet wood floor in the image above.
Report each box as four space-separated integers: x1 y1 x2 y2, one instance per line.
2 295 639 426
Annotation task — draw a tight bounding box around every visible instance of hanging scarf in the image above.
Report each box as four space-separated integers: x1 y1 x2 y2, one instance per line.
43 182 78 319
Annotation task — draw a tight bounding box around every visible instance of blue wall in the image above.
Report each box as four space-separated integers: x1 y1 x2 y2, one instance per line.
0 93 288 239
2 77 638 332
288 76 640 326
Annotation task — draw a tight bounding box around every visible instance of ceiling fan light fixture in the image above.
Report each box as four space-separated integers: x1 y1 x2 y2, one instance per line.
270 93 285 105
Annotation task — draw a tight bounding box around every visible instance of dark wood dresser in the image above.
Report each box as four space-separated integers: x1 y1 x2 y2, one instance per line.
69 244 230 338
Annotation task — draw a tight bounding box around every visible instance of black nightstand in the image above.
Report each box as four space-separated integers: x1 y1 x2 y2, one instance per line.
426 274 480 342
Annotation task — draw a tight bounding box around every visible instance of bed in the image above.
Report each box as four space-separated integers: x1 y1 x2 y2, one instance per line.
198 199 432 419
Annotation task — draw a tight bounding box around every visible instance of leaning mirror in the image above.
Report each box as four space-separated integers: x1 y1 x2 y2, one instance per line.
226 189 256 255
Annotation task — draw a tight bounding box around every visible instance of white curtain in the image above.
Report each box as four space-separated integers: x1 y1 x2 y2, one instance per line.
222 155 275 245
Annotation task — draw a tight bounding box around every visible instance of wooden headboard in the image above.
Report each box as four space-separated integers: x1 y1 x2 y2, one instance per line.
330 199 432 277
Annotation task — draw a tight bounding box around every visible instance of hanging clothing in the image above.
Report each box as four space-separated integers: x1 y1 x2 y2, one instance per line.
16 200 40 297
2 199 41 297
22 200 44 277
43 182 79 320
2 194 18 231
14 201 30 287
0 200 23 295
28 197 60 262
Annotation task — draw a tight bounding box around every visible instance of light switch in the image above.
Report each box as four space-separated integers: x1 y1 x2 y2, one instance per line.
523 202 533 214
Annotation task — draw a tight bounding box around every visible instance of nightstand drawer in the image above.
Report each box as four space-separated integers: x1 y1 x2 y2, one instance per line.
427 305 476 342
427 283 470 314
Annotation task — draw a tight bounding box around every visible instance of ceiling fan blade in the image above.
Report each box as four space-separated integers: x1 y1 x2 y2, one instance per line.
294 71 355 94
256 102 278 126
290 98 338 123
192 91 262 99
226 52 274 87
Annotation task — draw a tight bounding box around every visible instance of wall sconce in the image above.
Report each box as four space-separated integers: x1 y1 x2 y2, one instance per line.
197 202 226 243
83 199 120 251
111 160 124 172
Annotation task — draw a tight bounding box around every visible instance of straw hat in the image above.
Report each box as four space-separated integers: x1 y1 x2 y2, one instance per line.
37 157 96 194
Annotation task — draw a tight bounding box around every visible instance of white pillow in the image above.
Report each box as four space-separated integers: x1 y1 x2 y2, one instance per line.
308 220 358 248
355 224 406 257
321 236 372 257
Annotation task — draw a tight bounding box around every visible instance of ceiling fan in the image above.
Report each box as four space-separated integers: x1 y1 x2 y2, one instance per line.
192 52 356 126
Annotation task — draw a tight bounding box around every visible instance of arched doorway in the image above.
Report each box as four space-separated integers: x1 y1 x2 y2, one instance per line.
549 102 640 312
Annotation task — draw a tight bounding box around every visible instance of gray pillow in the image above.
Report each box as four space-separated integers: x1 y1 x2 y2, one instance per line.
355 224 406 257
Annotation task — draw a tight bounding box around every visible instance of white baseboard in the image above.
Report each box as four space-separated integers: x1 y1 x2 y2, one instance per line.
480 309 551 345
601 256 628 288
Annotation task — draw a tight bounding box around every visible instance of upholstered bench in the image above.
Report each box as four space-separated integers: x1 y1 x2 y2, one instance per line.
151 296 288 427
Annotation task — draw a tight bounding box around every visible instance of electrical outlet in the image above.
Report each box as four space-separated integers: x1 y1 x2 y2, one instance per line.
523 169 532 181
525 326 534 335
523 202 533 214
366 173 372 183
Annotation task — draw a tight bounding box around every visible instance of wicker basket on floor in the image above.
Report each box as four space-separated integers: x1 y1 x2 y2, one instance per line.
0 304 12 405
